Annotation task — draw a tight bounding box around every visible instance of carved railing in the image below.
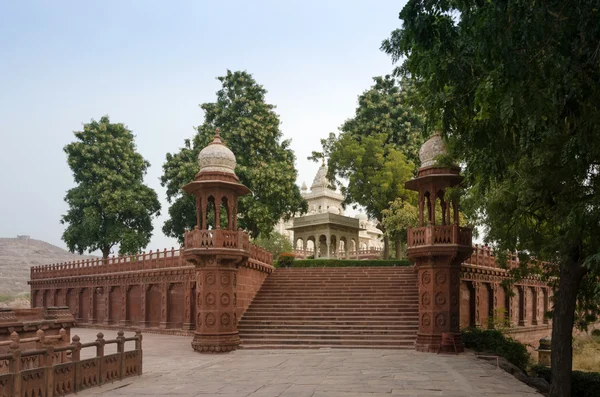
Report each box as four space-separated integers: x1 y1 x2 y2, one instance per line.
464 244 549 270
30 248 186 280
0 330 142 397
407 225 472 248
184 228 250 252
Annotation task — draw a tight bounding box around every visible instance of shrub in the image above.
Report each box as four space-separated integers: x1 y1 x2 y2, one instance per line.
591 329 600 338
291 259 411 268
531 364 600 397
462 327 530 371
277 252 296 268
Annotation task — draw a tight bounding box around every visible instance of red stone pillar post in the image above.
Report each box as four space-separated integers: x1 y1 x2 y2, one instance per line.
160 283 169 329
182 280 194 331
191 256 241 353
414 248 464 352
121 285 129 326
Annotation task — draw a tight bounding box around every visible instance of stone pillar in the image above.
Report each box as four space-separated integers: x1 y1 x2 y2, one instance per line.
532 287 539 325
121 285 129 326
474 282 481 327
140 284 148 328
416 258 463 352
160 283 169 329
182 280 194 331
191 256 240 353
89 287 95 324
103 286 111 325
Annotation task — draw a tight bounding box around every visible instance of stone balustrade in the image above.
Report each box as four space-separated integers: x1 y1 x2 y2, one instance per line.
407 225 472 248
0 330 142 397
183 228 250 251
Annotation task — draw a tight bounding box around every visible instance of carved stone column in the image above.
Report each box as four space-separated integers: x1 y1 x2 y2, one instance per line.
121 285 129 326
190 256 240 353
474 281 481 327
160 283 169 329
140 284 148 328
416 258 464 352
182 280 194 331
74 289 80 321
88 287 95 323
103 286 111 325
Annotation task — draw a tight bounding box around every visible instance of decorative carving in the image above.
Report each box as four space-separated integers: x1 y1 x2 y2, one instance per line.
435 271 447 285
422 271 431 286
421 292 431 306
205 313 216 327
220 313 231 326
220 293 230 306
220 273 230 286
205 273 216 285
422 313 431 326
196 313 202 326
450 271 459 285
435 292 446 306
435 313 446 327
205 293 216 306
450 293 458 307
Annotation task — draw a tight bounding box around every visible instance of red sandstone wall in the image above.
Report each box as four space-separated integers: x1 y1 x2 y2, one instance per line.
236 265 269 319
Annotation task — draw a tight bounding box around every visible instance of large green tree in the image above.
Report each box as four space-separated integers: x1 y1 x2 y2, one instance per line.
314 76 424 257
62 116 161 258
383 2 600 396
252 231 293 261
161 70 307 242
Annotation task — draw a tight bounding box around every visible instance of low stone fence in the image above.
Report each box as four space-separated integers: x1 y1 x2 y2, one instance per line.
0 330 142 397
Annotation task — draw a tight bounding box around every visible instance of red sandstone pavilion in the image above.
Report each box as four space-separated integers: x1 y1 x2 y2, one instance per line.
27 132 554 353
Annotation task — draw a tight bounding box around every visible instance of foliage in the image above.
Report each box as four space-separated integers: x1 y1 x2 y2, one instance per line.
310 76 425 257
487 308 512 331
592 329 600 338
276 252 296 268
61 116 161 258
161 70 307 242
382 199 418 244
531 365 600 397
252 232 293 262
462 327 530 372
292 259 411 268
384 2 600 395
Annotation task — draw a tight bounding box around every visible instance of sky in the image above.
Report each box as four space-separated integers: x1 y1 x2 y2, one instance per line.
0 0 409 254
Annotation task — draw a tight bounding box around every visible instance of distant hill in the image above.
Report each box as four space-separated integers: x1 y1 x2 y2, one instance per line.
0 236 96 296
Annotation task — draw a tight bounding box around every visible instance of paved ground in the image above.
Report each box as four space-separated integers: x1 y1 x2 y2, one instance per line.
75 328 540 397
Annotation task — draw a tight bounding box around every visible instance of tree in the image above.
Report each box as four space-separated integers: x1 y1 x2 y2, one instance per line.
327 133 415 258
252 231 293 261
383 2 600 396
62 116 161 258
381 199 418 259
314 76 424 258
161 70 307 242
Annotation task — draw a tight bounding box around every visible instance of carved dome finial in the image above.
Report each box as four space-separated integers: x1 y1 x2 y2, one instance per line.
197 128 237 174
419 132 447 168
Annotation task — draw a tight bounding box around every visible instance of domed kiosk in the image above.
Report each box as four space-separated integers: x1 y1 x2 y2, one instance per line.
405 133 473 353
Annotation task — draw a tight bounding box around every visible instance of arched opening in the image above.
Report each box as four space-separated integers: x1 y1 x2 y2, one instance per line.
220 196 230 229
306 237 315 254
206 196 216 230
295 238 304 250
424 191 432 224
318 235 327 258
330 235 337 258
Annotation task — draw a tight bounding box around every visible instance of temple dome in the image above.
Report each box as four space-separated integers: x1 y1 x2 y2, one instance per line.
419 133 447 168
312 164 330 189
355 210 368 221
198 129 236 174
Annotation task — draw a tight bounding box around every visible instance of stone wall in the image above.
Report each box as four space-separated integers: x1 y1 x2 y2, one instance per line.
460 245 554 346
29 248 273 335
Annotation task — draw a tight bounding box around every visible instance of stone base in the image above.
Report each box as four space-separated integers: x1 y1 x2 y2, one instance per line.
191 332 240 353
415 332 464 353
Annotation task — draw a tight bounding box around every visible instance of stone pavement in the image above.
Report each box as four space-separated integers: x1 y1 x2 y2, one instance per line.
75 328 540 397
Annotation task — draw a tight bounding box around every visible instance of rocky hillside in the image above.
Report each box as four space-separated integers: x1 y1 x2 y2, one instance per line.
0 236 95 297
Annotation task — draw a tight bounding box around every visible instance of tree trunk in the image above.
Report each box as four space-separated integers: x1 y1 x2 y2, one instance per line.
383 235 389 260
101 246 111 259
395 239 403 259
548 261 586 397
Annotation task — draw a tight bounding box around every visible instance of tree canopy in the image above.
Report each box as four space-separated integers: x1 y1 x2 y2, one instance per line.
383 2 600 396
161 70 307 242
62 116 161 258
313 75 424 257
252 231 293 261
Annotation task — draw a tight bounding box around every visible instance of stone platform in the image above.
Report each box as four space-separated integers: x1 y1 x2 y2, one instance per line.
75 328 540 397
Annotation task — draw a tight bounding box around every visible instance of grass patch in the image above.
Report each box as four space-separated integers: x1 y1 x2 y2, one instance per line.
573 334 600 372
288 259 412 268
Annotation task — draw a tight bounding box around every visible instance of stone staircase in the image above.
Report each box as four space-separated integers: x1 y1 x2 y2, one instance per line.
238 266 419 349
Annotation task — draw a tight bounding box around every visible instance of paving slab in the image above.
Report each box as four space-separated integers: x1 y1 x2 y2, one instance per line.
74 328 541 397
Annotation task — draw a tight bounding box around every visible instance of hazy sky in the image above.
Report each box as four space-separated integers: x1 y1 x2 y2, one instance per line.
0 0 408 254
